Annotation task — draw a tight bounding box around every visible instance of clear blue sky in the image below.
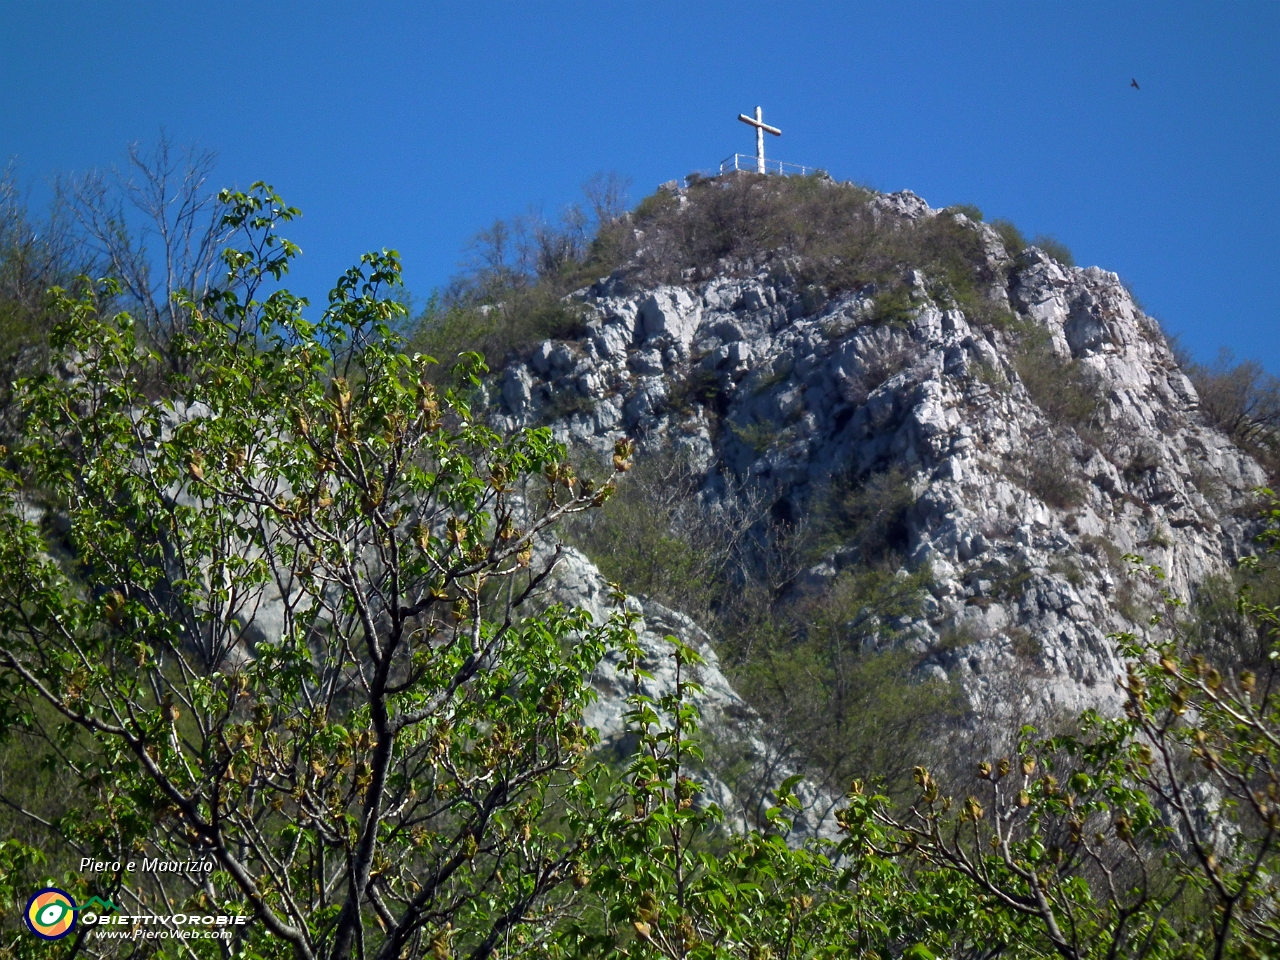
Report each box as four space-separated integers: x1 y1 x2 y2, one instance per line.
2 1 1277 370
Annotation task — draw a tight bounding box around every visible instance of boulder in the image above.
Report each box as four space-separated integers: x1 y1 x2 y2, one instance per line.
639 286 702 348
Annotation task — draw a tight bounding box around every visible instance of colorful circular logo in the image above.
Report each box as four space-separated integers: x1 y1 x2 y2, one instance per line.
25 888 77 940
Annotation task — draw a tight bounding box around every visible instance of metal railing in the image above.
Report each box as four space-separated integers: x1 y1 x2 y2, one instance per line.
718 154 816 177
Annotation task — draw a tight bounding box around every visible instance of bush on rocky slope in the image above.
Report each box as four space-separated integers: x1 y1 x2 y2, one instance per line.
810 466 915 562
1011 325 1106 432
1179 558 1280 674
1183 349 1280 484
411 174 639 376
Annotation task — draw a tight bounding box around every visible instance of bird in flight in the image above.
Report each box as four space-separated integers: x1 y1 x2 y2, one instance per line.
1131 78 1140 90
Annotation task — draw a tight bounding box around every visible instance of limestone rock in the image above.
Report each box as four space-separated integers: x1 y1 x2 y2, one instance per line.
639 286 702 348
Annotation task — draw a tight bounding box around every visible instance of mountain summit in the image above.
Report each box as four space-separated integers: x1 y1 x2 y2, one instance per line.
469 174 1269 812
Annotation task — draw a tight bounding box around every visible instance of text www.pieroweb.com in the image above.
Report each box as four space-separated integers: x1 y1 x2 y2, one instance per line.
82 913 246 941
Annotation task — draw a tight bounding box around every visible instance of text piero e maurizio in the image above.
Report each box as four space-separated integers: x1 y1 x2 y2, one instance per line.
80 858 215 874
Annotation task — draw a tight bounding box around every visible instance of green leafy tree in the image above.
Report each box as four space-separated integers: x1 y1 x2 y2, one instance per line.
845 727 1183 959
0 185 635 960
555 636 1003 960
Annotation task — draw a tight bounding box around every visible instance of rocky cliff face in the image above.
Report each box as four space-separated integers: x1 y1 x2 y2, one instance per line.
499 184 1265 762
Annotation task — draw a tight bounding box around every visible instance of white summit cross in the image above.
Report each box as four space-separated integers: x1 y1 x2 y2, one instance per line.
737 106 782 174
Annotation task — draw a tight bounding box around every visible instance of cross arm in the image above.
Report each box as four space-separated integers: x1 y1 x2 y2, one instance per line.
738 114 781 136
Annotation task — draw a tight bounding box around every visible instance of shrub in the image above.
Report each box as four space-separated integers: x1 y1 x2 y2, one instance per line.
566 446 768 625
409 174 635 374
945 203 984 221
631 186 679 223
544 388 597 421
812 466 915 563
814 210 1001 321
1180 349 1280 483
733 563 962 801
990 218 1027 256
666 368 728 417
990 561 1035 601
1081 532 1124 569
1049 556 1085 587
1031 233 1075 267
1123 441 1162 484
627 172 875 286
1005 442 1086 509
1007 625 1042 661
1012 327 1105 431
973 358 1010 392
858 336 915 395
729 419 785 455
868 284 917 326
410 288 591 380
1185 349 1280 446
1179 565 1280 672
